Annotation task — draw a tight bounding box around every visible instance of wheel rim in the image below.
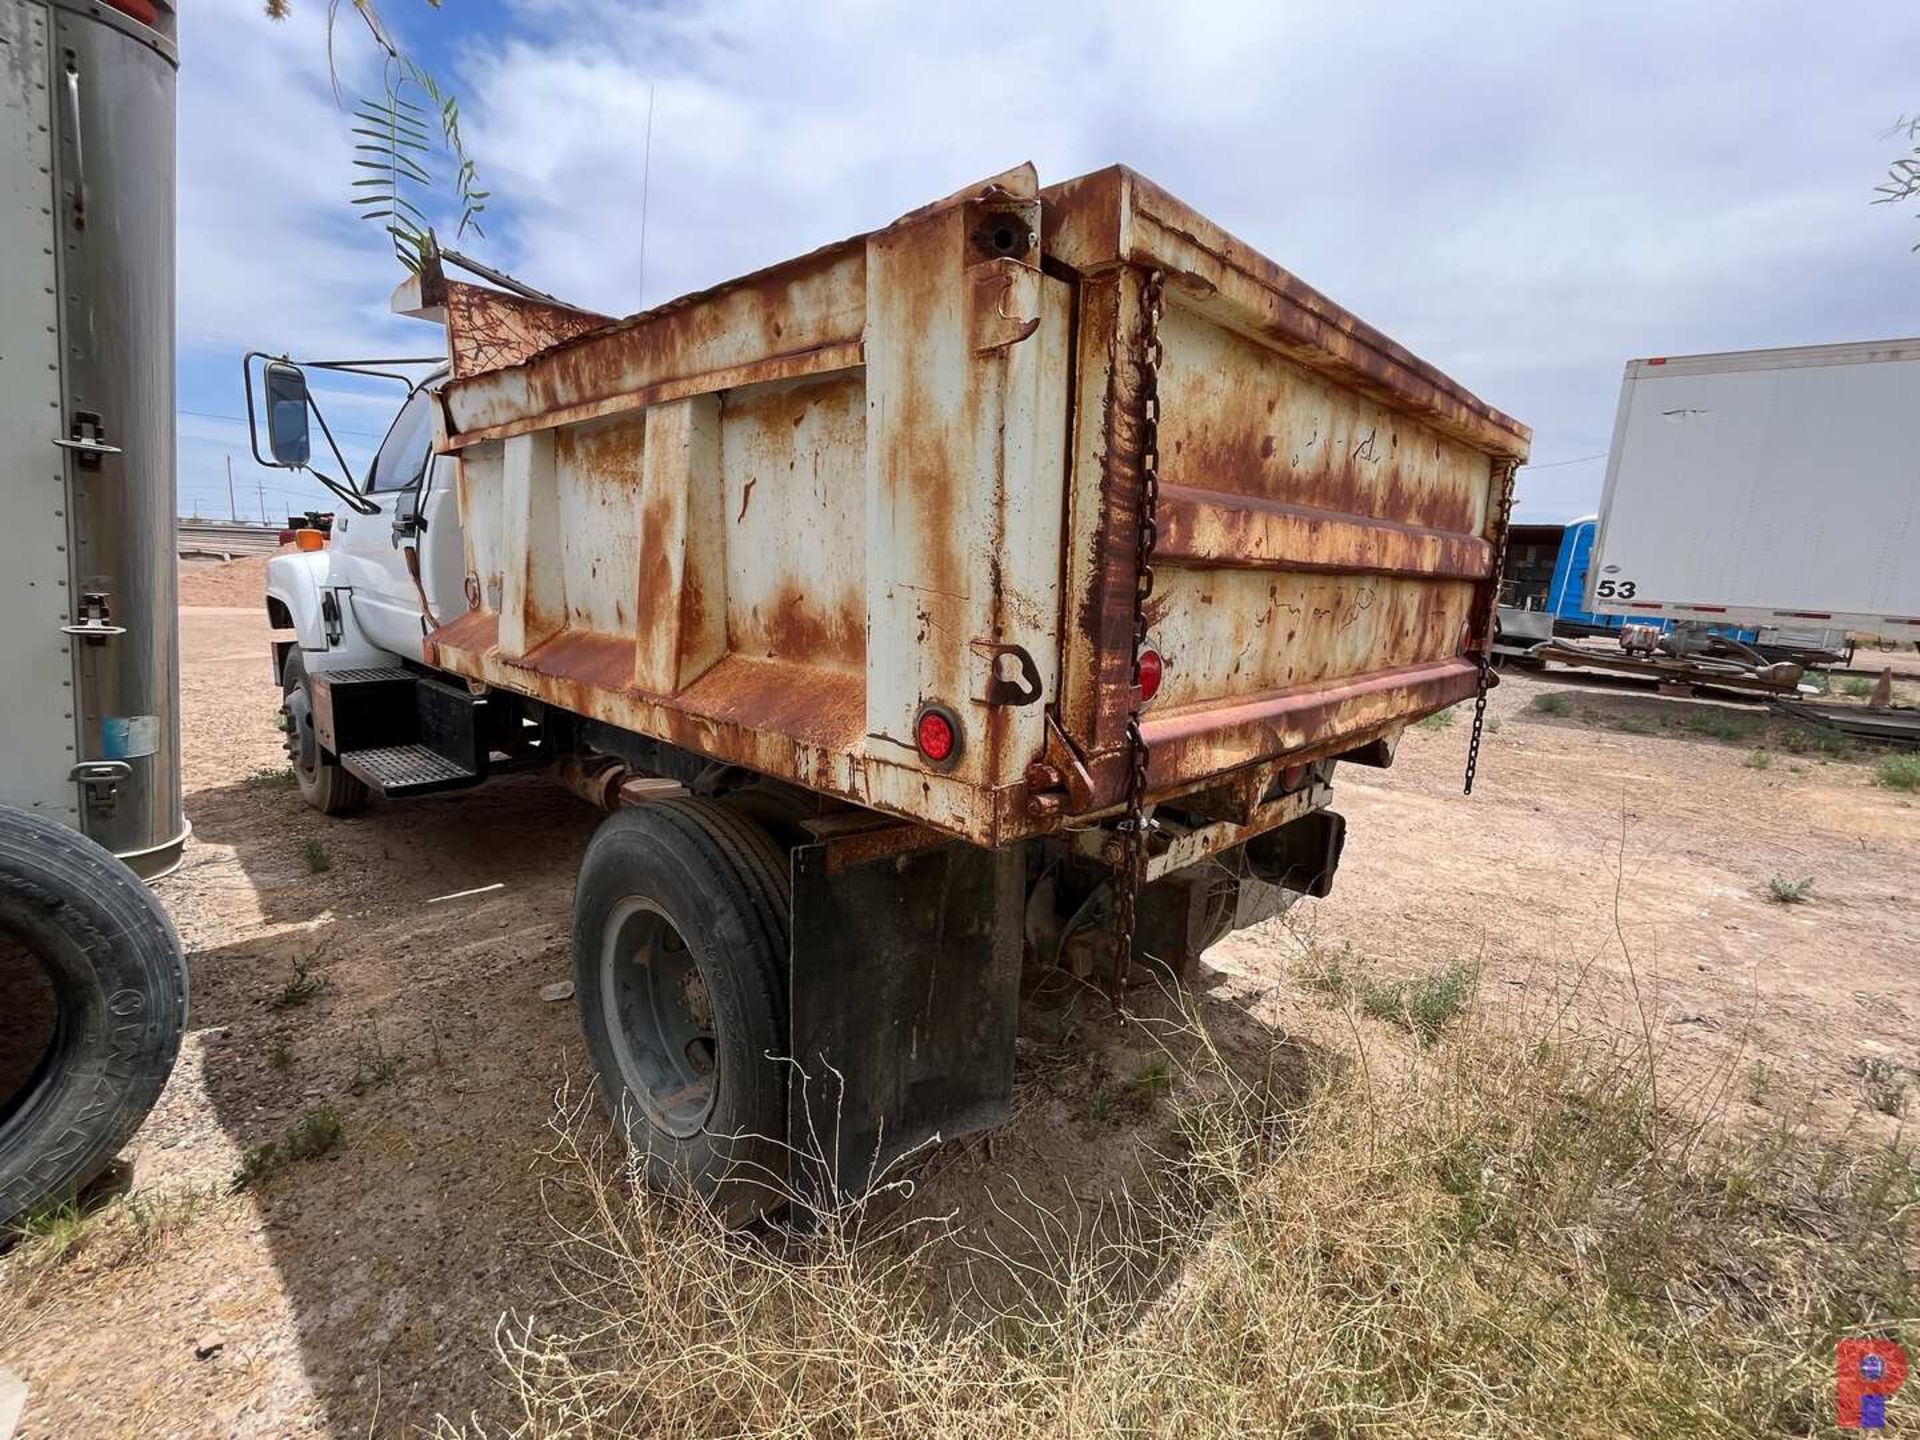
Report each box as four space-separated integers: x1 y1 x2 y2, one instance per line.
600 898 720 1139
0 924 64 1135
283 681 318 780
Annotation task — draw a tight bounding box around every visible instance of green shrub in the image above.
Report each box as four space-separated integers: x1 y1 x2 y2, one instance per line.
1359 964 1476 1044
1765 876 1814 905
1877 753 1920 792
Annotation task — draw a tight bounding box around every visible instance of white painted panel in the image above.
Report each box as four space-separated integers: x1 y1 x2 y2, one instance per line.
499 430 561 656
721 375 867 674
1591 341 1920 632
457 439 505 611
0 2 80 822
555 414 645 637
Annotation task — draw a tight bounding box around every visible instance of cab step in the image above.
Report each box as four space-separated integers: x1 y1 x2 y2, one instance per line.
339 743 477 797
311 665 489 798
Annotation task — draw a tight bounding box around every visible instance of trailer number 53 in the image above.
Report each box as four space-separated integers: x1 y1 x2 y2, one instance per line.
1595 580 1638 599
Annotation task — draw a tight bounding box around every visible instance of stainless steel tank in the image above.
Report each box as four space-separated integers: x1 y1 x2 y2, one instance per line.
0 0 183 878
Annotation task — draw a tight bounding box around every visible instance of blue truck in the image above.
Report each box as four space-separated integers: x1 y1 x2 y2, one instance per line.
1497 520 1845 664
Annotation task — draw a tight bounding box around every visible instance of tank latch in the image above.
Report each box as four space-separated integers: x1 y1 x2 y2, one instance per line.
62 591 127 643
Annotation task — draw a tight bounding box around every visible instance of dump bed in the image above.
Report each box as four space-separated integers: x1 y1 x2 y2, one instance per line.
405 164 1529 847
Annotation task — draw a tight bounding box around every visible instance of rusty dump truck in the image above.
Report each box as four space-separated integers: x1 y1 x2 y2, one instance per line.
247 163 1529 1213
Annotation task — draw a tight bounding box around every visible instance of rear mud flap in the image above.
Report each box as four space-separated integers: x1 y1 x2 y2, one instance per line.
1246 808 1346 898
787 839 1022 1207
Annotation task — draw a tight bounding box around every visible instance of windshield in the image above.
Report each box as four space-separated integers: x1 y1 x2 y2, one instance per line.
366 387 436 494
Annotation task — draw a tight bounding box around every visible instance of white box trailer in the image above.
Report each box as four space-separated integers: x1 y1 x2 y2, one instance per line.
1587 339 1920 641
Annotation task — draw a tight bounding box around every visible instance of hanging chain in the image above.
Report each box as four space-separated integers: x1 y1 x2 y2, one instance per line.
1463 456 1520 796
1110 270 1167 998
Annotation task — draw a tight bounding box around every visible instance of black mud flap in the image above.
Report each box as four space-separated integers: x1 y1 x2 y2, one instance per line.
1246 808 1346 898
788 839 1022 1207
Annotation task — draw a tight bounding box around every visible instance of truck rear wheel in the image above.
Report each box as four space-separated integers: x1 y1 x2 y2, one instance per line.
0 806 186 1231
572 799 790 1223
279 649 368 817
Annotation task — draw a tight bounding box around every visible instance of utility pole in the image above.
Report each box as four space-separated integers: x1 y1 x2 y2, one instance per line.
226 453 237 523
256 477 267 527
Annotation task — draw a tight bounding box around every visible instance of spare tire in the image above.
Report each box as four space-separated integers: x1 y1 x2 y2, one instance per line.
0 805 186 1231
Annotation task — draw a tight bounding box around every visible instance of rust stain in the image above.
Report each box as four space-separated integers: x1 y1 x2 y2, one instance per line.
1040 166 1530 461
821 820 947 875
1155 483 1493 581
523 628 635 692
1065 273 1150 792
635 484 677 649
1138 656 1478 788
747 580 864 671
443 279 612 380
442 236 868 447
1154 306 1485 536
424 607 500 665
675 656 865 751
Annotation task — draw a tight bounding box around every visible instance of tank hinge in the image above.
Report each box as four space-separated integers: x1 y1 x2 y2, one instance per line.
62 591 127 642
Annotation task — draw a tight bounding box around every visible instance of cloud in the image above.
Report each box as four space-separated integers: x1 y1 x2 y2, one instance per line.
173 0 456 516
176 0 1920 522
176 0 402 357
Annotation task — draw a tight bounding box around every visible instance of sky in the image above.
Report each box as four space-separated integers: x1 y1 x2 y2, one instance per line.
177 0 1920 524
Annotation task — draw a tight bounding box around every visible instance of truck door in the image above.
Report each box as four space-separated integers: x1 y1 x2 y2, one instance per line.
331 385 462 659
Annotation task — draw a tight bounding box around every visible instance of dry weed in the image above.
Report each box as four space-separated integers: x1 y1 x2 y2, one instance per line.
434 1002 1918 1439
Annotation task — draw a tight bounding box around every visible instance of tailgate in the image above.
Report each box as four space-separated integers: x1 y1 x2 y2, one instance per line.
1043 168 1531 807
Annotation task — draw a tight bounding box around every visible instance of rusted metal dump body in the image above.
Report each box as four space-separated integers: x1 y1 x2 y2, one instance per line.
411 164 1530 847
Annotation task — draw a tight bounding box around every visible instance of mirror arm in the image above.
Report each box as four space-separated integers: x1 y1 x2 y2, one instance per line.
241 351 286 470
310 468 380 517
306 391 360 489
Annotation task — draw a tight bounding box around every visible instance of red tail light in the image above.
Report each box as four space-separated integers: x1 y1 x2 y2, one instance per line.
1136 645 1164 704
915 705 958 765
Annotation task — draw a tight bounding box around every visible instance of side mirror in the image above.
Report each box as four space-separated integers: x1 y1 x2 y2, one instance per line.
263 361 312 467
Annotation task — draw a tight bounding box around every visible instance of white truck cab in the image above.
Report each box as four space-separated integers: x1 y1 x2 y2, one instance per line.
266 375 462 662
257 362 470 812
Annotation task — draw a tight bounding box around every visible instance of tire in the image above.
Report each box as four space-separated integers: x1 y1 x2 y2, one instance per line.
0 806 186 1231
716 779 822 852
573 799 790 1222
279 648 368 817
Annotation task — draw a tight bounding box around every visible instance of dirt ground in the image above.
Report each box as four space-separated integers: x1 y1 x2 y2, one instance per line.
2 607 1916 1438
177 551 294 609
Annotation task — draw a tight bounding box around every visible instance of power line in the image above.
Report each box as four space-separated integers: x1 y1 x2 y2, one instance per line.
1518 451 1608 471
637 83 657 311
177 406 389 442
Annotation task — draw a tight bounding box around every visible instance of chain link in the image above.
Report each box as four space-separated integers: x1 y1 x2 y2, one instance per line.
1110 270 1167 998
1463 457 1520 796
